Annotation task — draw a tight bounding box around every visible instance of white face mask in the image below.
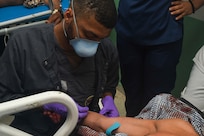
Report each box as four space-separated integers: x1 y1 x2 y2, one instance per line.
63 0 99 57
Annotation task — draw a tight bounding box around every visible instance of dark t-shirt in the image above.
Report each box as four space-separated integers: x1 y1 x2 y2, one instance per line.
56 45 96 106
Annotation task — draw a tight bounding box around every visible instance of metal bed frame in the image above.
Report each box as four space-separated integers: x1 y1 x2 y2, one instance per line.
0 91 78 136
0 0 69 36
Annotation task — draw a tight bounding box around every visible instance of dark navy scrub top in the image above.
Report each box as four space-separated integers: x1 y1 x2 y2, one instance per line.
116 0 183 45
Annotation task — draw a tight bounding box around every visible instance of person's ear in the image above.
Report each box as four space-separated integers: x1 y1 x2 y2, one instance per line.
64 8 73 22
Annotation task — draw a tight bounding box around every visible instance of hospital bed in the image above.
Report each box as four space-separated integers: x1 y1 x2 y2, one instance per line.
0 0 69 36
0 91 78 136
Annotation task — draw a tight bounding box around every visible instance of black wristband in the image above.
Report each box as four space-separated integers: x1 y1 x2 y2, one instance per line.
189 0 195 13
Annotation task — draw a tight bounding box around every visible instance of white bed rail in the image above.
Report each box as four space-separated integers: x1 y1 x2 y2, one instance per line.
0 20 46 36
0 91 78 136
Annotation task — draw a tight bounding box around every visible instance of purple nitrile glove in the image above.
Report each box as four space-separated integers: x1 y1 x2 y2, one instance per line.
43 102 89 122
75 103 89 122
43 103 67 117
99 96 119 117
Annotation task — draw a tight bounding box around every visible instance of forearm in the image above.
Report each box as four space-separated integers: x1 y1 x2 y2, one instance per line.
82 111 109 132
82 111 155 135
192 0 204 11
102 92 113 98
82 112 198 136
44 0 63 24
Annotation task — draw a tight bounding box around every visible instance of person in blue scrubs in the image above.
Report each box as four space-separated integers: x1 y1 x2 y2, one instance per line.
115 0 183 117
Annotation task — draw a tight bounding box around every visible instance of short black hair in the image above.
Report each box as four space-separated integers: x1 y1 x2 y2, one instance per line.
72 0 117 29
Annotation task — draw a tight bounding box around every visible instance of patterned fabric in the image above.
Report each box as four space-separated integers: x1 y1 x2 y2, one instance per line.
23 0 45 8
77 126 101 136
77 94 204 136
77 126 127 136
136 93 204 136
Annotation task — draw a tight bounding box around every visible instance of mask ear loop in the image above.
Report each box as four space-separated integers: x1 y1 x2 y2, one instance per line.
4 28 10 47
63 19 68 37
71 0 80 38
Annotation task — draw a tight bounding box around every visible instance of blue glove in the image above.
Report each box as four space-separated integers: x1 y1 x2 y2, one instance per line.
99 96 119 117
75 103 89 121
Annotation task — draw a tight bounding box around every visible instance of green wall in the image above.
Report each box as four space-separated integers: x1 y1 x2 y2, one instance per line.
172 17 204 97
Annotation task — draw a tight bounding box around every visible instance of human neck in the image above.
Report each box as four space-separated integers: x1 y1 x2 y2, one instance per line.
54 22 73 53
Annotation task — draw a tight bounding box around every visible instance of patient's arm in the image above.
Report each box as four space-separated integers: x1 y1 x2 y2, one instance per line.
82 111 199 136
0 0 24 7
